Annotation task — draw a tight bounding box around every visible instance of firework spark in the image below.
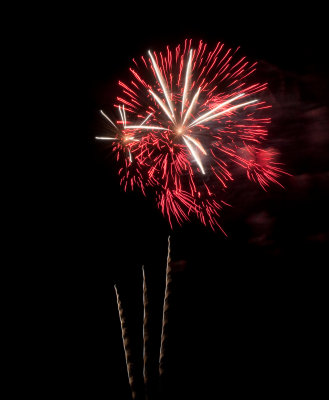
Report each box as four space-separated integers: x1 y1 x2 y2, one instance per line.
97 109 146 190
97 39 287 231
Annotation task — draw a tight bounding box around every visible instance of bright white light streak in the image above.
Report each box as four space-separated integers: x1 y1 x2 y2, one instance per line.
181 49 193 115
182 87 200 125
118 106 125 128
95 136 117 140
100 110 117 128
183 136 206 174
149 90 175 123
125 125 167 131
140 113 153 126
192 99 258 126
148 50 175 121
122 105 127 127
128 149 132 162
188 93 245 128
184 134 207 155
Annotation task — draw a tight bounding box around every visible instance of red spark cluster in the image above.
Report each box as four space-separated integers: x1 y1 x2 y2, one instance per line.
97 39 287 233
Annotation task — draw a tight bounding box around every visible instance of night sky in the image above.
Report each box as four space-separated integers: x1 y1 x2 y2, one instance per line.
37 5 328 399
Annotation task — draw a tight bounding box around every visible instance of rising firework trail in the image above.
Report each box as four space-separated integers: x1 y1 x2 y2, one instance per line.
97 39 288 232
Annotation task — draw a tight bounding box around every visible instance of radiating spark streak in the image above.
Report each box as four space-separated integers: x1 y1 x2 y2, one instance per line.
95 135 139 142
122 105 127 128
184 134 207 155
128 149 132 162
118 106 124 124
148 50 175 121
149 90 175 123
95 136 117 140
119 106 126 128
182 88 200 125
188 93 245 127
100 110 117 128
125 125 167 130
191 99 258 127
181 49 193 115
183 136 205 174
140 113 153 126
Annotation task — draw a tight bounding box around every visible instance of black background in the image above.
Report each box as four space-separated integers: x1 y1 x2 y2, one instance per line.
26 4 328 399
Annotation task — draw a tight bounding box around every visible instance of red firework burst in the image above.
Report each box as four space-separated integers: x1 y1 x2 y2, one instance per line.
97 39 288 232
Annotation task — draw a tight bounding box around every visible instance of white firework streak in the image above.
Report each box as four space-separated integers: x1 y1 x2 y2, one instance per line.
118 106 125 128
140 113 153 126
118 105 128 128
148 50 176 122
191 99 258 126
188 93 245 128
125 125 167 131
183 136 205 174
182 87 200 125
149 90 175 124
181 49 193 116
100 110 117 128
95 137 117 140
184 134 207 155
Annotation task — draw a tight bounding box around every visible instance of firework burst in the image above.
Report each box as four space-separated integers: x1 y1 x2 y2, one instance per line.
97 39 287 232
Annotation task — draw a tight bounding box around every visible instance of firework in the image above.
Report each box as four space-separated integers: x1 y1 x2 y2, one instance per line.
240 146 287 190
97 108 149 193
97 39 287 231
